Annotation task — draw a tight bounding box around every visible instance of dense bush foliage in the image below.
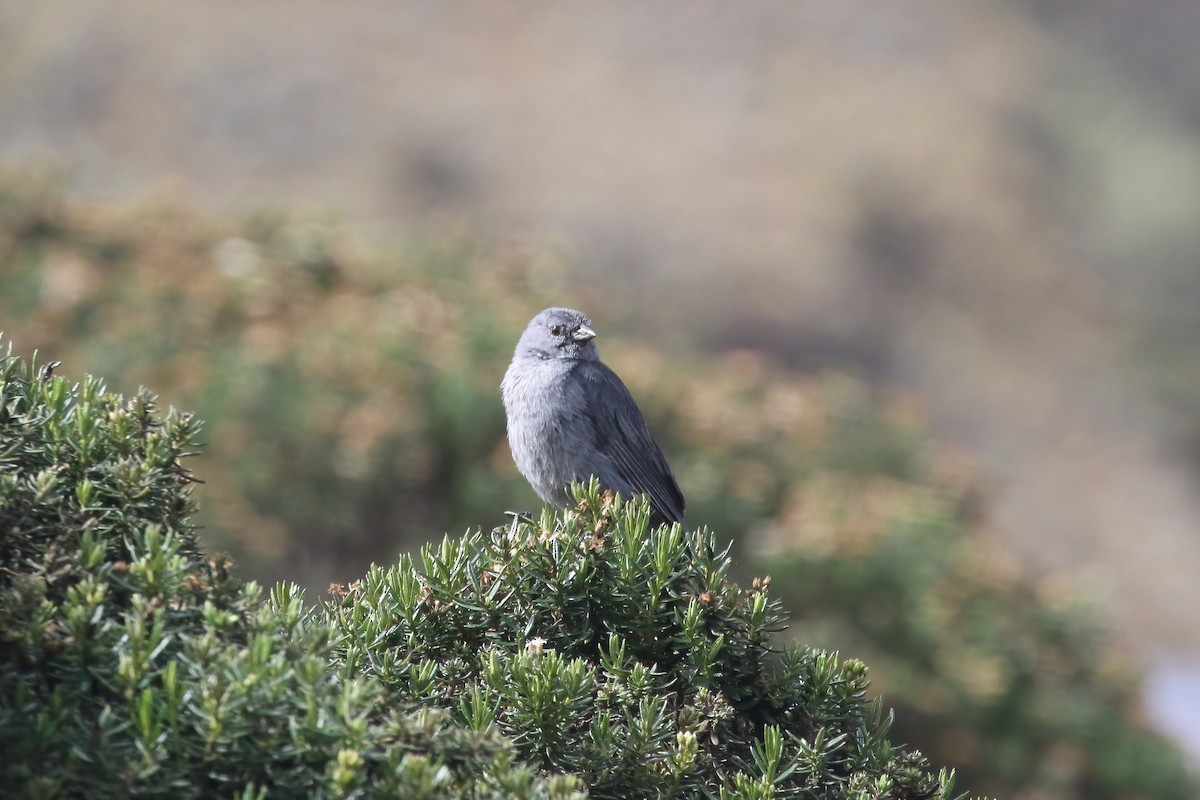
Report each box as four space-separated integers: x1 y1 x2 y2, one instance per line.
0 344 962 798
0 346 584 798
1 170 1196 798
326 481 965 799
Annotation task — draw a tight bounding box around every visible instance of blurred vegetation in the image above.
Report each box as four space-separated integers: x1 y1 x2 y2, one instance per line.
0 168 933 582
0 167 554 581
0 169 1196 798
761 474 1195 799
0 350 962 798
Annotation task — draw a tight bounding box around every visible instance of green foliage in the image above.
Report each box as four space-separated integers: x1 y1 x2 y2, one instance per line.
0 342 582 799
323 480 959 799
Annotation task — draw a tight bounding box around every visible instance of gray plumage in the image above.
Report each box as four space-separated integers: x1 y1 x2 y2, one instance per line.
501 307 685 527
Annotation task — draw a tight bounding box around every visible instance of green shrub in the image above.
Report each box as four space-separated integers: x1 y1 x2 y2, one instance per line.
0 342 965 798
0 343 581 799
325 481 961 799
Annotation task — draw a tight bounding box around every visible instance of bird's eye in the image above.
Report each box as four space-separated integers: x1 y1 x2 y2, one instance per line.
549 324 564 337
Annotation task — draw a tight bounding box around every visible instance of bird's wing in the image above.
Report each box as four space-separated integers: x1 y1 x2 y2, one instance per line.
574 360 686 524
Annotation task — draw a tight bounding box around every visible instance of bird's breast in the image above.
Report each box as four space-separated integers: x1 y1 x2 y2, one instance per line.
502 358 588 502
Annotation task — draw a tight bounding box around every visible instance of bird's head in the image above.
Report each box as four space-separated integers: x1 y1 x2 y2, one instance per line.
517 307 599 361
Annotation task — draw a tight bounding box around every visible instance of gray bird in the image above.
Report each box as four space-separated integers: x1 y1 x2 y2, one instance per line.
501 307 685 527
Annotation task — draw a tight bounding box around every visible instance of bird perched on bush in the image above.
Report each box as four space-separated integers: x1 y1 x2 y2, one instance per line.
502 307 685 528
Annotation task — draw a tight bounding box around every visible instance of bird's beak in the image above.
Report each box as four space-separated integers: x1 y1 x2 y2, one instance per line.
573 326 596 343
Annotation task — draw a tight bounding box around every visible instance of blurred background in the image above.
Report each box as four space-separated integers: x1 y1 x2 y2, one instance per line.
2 2 1200 797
